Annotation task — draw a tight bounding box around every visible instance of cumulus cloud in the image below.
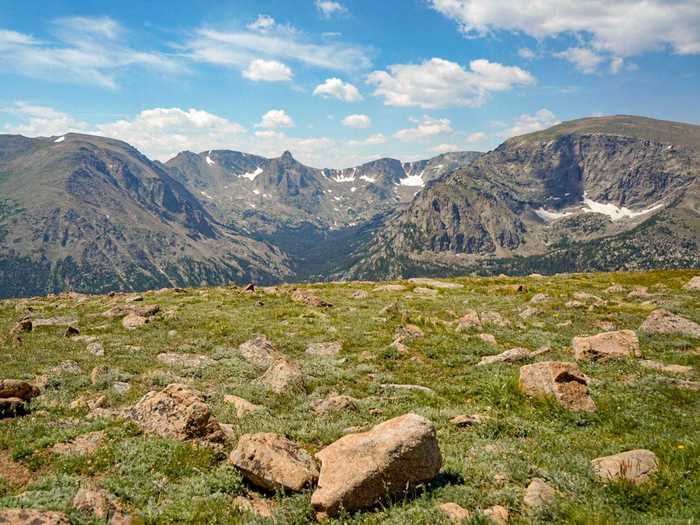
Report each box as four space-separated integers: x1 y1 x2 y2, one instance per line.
341 114 372 128
2 102 88 136
431 143 460 154
256 109 294 129
610 57 624 74
242 59 293 81
247 15 276 32
518 47 536 60
315 1 348 18
0 16 183 88
313 78 363 101
465 131 488 144
394 116 453 141
367 57 535 108
430 0 700 57
554 47 605 74
501 109 560 138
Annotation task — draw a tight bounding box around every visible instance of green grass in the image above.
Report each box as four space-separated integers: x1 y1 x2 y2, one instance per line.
0 269 698 524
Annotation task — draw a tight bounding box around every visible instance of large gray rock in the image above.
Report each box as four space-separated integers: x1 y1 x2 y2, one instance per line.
519 361 596 412
311 413 442 518
229 433 319 492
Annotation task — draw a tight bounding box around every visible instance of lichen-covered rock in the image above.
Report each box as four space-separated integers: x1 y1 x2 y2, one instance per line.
0 509 70 524
591 449 658 484
311 394 359 415
238 335 281 368
223 394 264 418
478 347 531 366
640 309 700 338
306 341 342 357
519 361 596 412
260 359 305 394
311 413 442 518
523 478 556 510
572 330 641 361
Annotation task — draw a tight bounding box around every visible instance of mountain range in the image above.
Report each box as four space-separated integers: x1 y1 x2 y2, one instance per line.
0 115 698 298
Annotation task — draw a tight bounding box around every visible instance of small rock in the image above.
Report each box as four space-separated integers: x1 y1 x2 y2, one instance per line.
478 333 497 346
640 309 700 338
311 394 359 415
456 309 481 331
122 313 148 330
372 284 407 292
87 341 104 356
640 360 693 375
436 502 470 522
682 276 700 291
605 284 625 294
113 381 131 395
351 290 369 299
379 383 435 395
478 347 531 366
481 311 509 327
311 413 442 518
72 482 131 524
229 433 319 492
232 495 274 518
591 449 658 484
628 286 651 299
0 509 70 524
396 324 424 339
306 341 342 357
413 287 438 297
291 289 332 307
167 330 177 337
64 325 80 337
157 352 216 368
523 478 556 510
224 394 264 418
11 318 33 334
408 278 463 289
572 330 641 361
449 414 485 428
655 376 700 390
53 360 81 375
260 359 305 394
519 361 596 412
594 320 616 331
51 430 105 455
238 335 281 368
484 505 509 524
529 293 548 304
519 306 539 319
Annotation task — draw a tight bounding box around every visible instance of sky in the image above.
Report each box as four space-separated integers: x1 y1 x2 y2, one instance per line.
1 0 699 168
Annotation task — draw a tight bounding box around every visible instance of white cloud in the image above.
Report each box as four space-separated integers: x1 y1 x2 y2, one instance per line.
342 114 372 128
256 109 294 129
610 57 624 74
316 1 348 18
247 15 276 32
518 47 536 60
367 57 535 108
242 59 293 81
187 24 370 73
348 133 387 146
501 109 560 138
313 78 363 101
430 0 700 57
2 102 88 136
554 47 605 74
0 17 183 88
431 143 460 154
394 116 453 141
465 131 488 144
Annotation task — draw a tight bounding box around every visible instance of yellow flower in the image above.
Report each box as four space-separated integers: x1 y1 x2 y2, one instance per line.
677 444 685 449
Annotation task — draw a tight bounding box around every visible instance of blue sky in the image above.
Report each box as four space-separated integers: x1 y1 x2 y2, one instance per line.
1 0 699 167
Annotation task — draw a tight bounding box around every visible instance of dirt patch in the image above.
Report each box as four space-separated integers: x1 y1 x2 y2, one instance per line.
0 450 34 487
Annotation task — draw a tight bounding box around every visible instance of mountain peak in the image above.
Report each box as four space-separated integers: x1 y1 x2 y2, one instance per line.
280 150 294 162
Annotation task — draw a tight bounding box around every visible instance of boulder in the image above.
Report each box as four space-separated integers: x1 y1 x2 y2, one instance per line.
260 359 305 394
223 394 264 418
478 333 497 346
529 293 548 304
87 341 104 356
640 309 700 338
449 414 486 428
122 313 148 330
682 276 700 291
306 341 342 357
456 310 481 331
128 383 224 442
238 335 281 368
0 509 70 524
591 449 658 484
436 502 470 522
311 413 442 518
519 361 596 412
291 289 332 307
484 505 509 524
0 379 40 402
229 433 319 492
408 278 463 289
372 284 406 292
311 394 359 415
572 330 641 361
523 478 556 510
478 347 531 366
72 482 131 524
0 398 30 418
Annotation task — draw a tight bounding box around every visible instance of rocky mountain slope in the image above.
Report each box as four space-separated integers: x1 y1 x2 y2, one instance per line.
0 134 292 298
0 270 698 523
340 116 700 279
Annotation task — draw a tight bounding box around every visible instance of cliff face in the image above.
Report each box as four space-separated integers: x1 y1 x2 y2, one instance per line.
340 117 700 279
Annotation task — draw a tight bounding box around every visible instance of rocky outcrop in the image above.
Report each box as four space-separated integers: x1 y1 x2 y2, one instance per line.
640 309 700 338
311 413 442 518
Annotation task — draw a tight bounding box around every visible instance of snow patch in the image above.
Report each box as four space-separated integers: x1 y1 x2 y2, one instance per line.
350 187 357 192
205 152 215 166
360 175 376 183
241 167 263 181
582 193 664 221
535 207 574 222
54 136 65 143
333 173 355 183
399 169 425 187
253 189 260 195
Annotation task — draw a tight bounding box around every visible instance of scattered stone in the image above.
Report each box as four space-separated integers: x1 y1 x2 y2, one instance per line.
11 318 33 334
413 286 439 297
0 509 70 524
229 433 319 492
519 306 539 320
594 320 616 331
51 430 105 455
238 335 282 368
478 333 497 346
54 360 81 375
0 379 40 402
478 347 531 366
530 293 548 304
223 394 264 418
311 413 442 518
591 449 658 484
90 365 111 385
64 325 80 337
628 286 651 299
682 276 700 291
87 341 104 356
605 284 625 294
481 311 509 327
456 310 481 331
72 482 131 524
0 398 30 418
640 360 693 375
484 505 509 525
113 381 131 395
260 359 305 394
157 352 216 368
572 330 641 361
449 414 486 428
523 478 556 510
396 324 424 339
379 383 435 395
372 284 407 292
408 278 463 289
291 289 332 307
351 290 369 299
519 361 596 412
565 300 585 308
243 283 255 293
640 309 700 338
122 313 148 330
232 495 274 518
311 394 359 415
573 291 605 305
32 316 78 327
655 376 700 390
306 341 342 357
436 502 470 522
128 383 224 442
